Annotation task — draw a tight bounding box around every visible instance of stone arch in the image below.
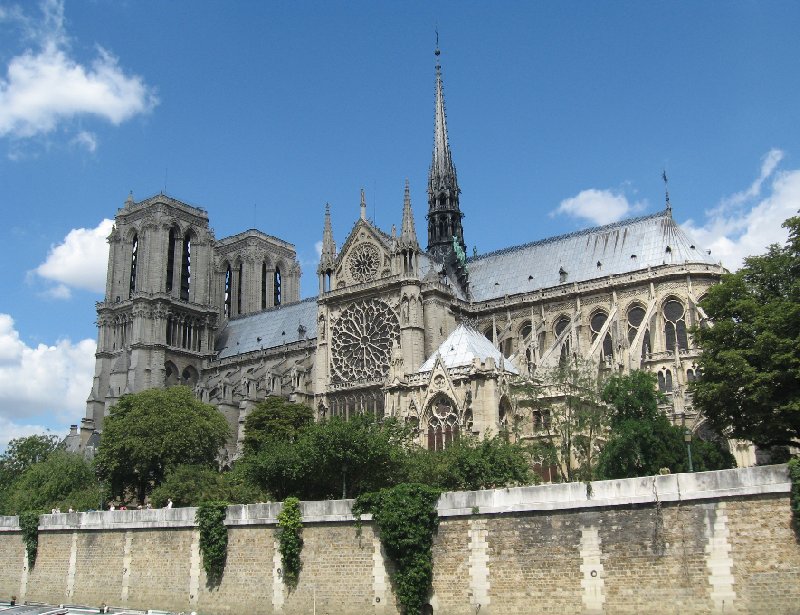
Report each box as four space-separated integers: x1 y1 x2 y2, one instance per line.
165 361 179 387
424 393 459 451
182 365 199 387
662 295 688 352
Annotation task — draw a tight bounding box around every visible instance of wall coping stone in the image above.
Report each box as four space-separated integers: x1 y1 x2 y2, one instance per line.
0 465 788 531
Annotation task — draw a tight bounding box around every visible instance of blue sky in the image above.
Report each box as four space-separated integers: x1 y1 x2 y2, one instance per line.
1 0 799 448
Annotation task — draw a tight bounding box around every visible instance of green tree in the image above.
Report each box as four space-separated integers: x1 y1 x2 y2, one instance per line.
96 386 230 504
692 216 800 448
149 464 267 507
514 358 609 482
0 433 60 491
597 371 735 479
244 414 411 500
1 451 102 514
404 436 534 491
242 396 314 455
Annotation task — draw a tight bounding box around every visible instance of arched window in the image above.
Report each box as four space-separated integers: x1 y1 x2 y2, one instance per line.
555 316 571 364
129 234 138 297
274 266 282 306
686 368 696 383
665 369 673 393
261 262 267 310
520 320 533 340
237 262 243 315
627 305 645 343
590 311 613 361
166 228 176 293
427 396 459 451
664 298 688 352
658 371 666 392
223 265 232 317
180 233 191 301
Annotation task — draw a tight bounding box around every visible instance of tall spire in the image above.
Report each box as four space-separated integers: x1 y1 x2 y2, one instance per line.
662 169 672 217
400 179 418 248
427 41 465 262
319 203 336 271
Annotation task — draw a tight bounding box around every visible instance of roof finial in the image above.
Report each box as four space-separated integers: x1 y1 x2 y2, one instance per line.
360 188 367 220
662 169 672 216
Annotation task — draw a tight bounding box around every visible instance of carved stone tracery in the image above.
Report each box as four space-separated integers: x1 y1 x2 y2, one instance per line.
330 298 399 383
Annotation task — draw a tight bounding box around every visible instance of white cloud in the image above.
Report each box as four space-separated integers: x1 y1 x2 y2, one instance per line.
314 240 323 258
0 0 158 141
681 149 800 271
71 129 97 152
553 188 642 225
0 313 95 429
0 417 64 452
34 218 113 297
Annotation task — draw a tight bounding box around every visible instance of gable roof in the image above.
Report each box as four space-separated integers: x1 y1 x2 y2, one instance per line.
466 210 717 301
215 297 318 359
418 323 519 374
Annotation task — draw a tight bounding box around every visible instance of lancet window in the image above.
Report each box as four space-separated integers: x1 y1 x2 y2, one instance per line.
237 262 243 315
166 229 176 293
129 234 138 297
627 304 651 360
180 233 191 301
261 262 267 309
427 395 459 451
327 389 385 420
274 266 282 306
555 316 571 364
663 298 688 352
590 311 613 362
223 265 232 317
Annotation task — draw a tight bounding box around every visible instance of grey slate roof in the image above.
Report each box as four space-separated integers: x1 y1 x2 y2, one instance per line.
419 324 519 374
465 210 717 302
215 297 318 359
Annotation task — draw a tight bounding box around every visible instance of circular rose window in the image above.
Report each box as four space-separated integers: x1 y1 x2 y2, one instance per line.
331 299 400 383
348 243 381 283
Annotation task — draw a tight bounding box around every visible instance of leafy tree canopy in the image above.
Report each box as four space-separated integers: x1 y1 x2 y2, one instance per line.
244 414 411 501
692 216 800 448
1 451 102 514
242 397 314 455
0 433 60 490
598 370 734 479
95 386 230 503
149 464 266 508
404 436 534 491
601 371 663 425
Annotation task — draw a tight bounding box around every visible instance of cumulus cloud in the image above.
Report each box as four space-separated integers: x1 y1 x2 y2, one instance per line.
553 188 643 225
0 416 62 452
0 0 158 142
681 149 800 272
0 313 95 431
34 218 113 298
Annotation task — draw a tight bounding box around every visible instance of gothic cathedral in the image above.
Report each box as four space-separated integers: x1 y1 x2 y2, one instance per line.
76 50 732 465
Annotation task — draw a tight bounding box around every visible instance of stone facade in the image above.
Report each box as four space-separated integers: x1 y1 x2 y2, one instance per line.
74 49 737 463
1 466 796 614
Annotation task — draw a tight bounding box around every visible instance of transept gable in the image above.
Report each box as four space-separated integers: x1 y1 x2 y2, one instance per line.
335 220 393 287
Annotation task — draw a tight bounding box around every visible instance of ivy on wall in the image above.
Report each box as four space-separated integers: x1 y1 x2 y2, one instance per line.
789 458 800 539
19 511 41 568
196 501 229 586
353 483 441 615
277 497 303 589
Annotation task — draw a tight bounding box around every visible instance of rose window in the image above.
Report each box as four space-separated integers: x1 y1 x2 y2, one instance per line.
348 243 381 283
331 299 400 383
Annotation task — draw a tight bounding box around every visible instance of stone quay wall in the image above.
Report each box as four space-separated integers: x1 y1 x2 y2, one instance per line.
0 465 797 614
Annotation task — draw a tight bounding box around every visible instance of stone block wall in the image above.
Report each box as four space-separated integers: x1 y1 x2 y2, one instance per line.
0 466 797 614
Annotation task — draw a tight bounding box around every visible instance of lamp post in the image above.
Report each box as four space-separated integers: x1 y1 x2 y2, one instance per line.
684 428 694 473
